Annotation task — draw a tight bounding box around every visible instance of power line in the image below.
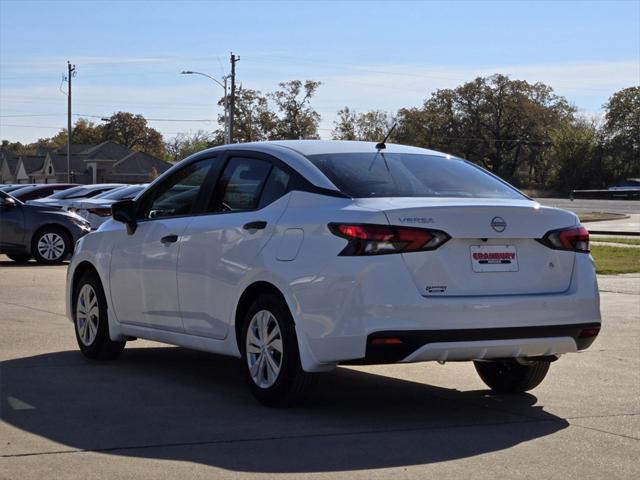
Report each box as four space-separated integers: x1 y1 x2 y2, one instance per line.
78 114 215 122
0 113 216 122
0 113 65 118
0 123 63 129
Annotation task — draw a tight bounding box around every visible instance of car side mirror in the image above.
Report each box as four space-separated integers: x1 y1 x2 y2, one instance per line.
0 196 17 209
112 199 138 235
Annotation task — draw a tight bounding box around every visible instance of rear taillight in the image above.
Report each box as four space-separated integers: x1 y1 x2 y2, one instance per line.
579 327 600 338
539 226 590 253
328 223 450 256
88 208 112 217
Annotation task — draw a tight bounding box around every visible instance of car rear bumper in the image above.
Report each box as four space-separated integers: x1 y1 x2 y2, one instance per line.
296 253 601 369
342 323 600 364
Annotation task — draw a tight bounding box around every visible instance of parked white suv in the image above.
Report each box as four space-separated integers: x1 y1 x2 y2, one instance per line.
66 141 601 406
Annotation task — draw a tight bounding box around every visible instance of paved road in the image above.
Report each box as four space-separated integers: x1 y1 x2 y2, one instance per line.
1 258 638 479
536 198 639 215
535 198 639 233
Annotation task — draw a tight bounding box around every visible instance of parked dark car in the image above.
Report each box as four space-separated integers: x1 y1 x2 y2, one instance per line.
0 184 38 193
0 190 91 264
10 184 79 202
28 183 124 210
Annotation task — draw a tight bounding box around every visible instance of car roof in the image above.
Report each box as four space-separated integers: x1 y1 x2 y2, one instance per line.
188 140 448 192
12 183 76 191
262 140 446 157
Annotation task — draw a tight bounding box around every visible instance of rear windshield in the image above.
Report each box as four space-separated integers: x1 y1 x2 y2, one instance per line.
306 153 524 199
49 185 116 199
7 186 39 196
98 185 145 200
48 186 88 199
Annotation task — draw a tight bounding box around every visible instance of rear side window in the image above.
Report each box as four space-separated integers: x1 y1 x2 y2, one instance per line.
306 153 524 199
259 167 290 209
209 157 272 212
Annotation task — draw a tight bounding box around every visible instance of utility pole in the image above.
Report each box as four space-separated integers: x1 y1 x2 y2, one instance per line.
229 52 240 143
66 61 76 182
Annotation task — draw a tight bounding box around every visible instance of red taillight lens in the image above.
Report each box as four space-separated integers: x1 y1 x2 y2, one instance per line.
370 337 403 346
87 208 112 217
539 226 590 253
579 327 600 338
328 223 450 255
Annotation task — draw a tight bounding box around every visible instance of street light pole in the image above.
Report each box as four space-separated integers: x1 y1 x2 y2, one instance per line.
181 70 229 144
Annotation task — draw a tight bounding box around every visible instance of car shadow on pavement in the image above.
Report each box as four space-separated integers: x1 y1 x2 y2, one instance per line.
1 347 569 472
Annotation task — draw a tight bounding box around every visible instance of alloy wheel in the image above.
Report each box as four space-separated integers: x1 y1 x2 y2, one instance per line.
37 232 65 261
76 284 99 346
246 310 283 388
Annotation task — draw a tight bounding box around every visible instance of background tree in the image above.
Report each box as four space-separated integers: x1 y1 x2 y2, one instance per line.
600 86 640 182
332 107 358 140
333 107 394 141
270 80 322 139
165 130 217 162
219 88 278 143
101 112 166 158
395 74 575 185
1 138 58 155
550 117 601 192
44 118 104 149
70 118 104 145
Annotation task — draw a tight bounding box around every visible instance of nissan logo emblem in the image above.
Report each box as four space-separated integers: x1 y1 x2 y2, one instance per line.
491 216 507 232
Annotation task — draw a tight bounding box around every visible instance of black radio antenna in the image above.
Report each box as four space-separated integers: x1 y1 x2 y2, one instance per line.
375 122 397 150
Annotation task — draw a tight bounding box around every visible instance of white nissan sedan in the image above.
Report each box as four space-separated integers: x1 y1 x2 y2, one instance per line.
66 141 601 406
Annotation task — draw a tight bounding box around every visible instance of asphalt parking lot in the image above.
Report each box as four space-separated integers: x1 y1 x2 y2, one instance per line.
1 257 638 479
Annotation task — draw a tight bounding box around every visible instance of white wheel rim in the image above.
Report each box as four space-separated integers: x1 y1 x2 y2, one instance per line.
37 232 65 260
76 284 99 346
246 310 283 389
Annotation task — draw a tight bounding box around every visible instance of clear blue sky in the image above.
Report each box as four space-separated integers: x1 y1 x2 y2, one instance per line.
1 0 639 142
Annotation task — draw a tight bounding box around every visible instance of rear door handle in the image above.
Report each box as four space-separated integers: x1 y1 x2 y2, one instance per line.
160 234 179 244
243 221 267 230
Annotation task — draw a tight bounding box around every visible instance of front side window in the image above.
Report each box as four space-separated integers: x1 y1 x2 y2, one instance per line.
140 159 214 219
306 153 524 199
209 157 272 212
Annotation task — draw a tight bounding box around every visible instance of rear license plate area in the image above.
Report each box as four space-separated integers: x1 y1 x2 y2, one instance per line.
470 245 519 272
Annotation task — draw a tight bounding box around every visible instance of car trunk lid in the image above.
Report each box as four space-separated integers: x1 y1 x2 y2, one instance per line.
355 197 578 296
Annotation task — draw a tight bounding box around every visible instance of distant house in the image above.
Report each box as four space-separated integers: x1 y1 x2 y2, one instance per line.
0 148 20 183
14 155 46 184
1 141 172 184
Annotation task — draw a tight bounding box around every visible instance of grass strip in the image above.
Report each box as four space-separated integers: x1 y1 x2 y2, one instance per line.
591 245 640 275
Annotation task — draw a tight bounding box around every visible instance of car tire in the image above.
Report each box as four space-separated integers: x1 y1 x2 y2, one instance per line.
6 254 31 263
74 271 126 360
32 226 71 264
240 293 316 407
473 359 550 393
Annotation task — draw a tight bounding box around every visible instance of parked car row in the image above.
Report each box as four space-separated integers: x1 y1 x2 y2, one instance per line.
27 183 126 210
0 183 147 264
0 190 91 264
68 184 147 229
0 183 78 201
